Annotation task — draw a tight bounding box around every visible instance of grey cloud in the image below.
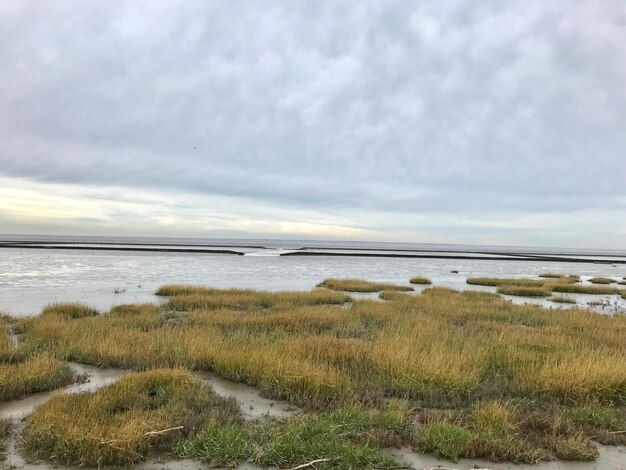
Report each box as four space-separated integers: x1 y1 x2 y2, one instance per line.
0 1 625 227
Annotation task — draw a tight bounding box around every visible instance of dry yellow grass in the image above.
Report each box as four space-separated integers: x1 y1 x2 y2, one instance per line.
496 286 551 297
164 288 350 311
0 316 76 401
22 368 240 467
10 285 626 466
0 354 76 402
317 278 413 292
18 286 626 409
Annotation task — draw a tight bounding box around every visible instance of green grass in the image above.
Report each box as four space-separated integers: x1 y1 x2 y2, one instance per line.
409 276 431 285
567 403 626 445
317 278 413 292
589 277 616 285
177 420 253 467
179 403 413 470
550 296 577 304
417 401 603 463
496 286 551 297
23 368 240 467
418 420 473 461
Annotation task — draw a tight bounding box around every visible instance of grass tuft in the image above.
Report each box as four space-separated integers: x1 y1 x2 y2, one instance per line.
550 296 577 304
418 421 473 461
409 276 432 285
551 284 618 295
0 354 76 402
41 303 99 319
496 286 551 297
23 368 239 467
589 277 615 285
318 278 413 292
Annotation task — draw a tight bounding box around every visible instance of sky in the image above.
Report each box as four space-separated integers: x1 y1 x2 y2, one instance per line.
0 1 625 249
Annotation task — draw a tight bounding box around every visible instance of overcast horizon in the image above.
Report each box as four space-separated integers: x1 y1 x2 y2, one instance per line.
1 1 625 250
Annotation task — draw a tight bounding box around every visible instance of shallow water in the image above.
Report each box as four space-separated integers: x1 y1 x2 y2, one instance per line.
0 248 625 316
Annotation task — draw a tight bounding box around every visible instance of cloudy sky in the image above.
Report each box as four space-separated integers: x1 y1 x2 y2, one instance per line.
1 1 625 248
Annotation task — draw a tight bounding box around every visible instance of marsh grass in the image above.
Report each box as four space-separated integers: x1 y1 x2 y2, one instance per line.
317 278 413 292
16 285 626 464
0 354 75 402
551 284 619 295
179 402 413 469
470 277 622 295
496 286 551 297
589 277 616 285
418 401 602 463
540 273 579 280
0 419 11 460
164 288 351 311
0 316 77 401
551 296 577 304
467 277 546 288
409 276 431 285
23 368 240 467
42 303 99 319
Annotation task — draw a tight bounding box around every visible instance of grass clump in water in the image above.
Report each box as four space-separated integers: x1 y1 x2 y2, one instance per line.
550 296 577 304
0 354 76 402
540 273 579 280
22 368 239 467
156 285 217 296
496 286 551 297
551 284 618 295
41 303 99 319
589 277 616 285
409 276 431 285
467 277 546 288
165 288 351 311
318 278 413 292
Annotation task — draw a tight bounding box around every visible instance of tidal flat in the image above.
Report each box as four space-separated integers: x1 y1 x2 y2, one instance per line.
0 280 624 469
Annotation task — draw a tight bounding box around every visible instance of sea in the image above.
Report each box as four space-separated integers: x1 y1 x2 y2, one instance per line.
1 235 625 317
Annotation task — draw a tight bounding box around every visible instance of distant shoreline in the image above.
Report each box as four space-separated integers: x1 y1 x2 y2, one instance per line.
1 241 625 263
281 250 626 264
0 243 245 255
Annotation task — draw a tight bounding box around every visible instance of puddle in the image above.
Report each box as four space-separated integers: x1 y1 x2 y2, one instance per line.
197 371 299 420
386 445 626 470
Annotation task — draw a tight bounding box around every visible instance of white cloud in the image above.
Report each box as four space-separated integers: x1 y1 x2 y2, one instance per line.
0 1 625 247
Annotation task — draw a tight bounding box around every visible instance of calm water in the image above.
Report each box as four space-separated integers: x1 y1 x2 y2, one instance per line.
1 246 625 316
